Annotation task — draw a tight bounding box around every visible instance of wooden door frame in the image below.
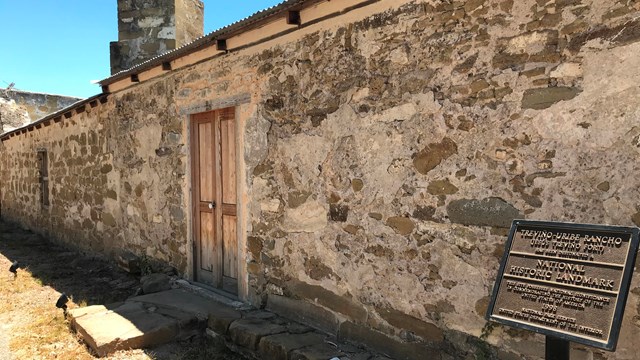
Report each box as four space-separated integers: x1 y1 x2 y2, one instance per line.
186 106 248 300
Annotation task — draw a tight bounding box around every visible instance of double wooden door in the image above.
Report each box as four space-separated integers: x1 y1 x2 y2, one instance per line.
191 108 238 294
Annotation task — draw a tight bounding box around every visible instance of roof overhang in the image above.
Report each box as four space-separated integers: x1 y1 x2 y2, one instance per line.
99 0 324 87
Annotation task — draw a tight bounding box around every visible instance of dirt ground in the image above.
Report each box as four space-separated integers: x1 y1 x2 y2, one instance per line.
0 220 245 360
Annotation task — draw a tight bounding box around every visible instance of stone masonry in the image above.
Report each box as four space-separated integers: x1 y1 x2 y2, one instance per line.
0 88 80 131
110 0 204 74
0 97 29 134
3 0 640 359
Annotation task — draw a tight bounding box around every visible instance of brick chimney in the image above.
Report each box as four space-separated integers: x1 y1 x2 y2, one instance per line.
110 0 204 75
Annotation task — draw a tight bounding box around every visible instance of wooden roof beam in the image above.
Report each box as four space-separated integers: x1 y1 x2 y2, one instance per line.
216 39 227 51
287 10 301 25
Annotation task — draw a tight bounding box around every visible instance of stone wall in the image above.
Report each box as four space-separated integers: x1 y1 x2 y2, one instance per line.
2 0 640 359
175 0 205 47
0 97 29 134
1 89 80 123
245 1 640 358
110 0 204 74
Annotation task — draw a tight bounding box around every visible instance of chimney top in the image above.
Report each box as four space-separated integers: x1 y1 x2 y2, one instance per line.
109 0 204 75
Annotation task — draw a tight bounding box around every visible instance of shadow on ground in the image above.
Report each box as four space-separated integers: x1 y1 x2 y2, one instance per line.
0 220 245 359
0 220 138 306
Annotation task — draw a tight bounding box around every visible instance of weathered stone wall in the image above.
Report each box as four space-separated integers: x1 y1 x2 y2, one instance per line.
0 91 199 271
1 89 80 123
0 97 29 134
0 50 258 277
0 104 113 251
244 1 640 359
2 0 640 359
176 0 205 47
110 0 204 74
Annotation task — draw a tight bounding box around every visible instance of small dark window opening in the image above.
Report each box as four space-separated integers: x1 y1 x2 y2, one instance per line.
37 149 49 207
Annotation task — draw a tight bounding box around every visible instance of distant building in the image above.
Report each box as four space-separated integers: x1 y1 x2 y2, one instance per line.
0 88 80 133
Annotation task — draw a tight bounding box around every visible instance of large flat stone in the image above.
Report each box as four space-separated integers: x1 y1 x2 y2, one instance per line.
70 302 190 357
229 318 288 350
290 343 345 360
413 137 458 175
207 306 242 334
68 304 113 320
258 332 326 360
446 197 521 228
267 294 341 335
338 321 442 360
129 288 234 320
69 289 249 357
376 307 444 343
521 87 581 110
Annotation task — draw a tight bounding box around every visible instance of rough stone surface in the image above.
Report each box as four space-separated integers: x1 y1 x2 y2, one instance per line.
282 200 328 233
413 137 458 175
376 307 444 343
229 318 288 350
446 198 522 228
521 87 582 109
290 343 344 360
0 97 29 133
266 294 340 335
207 306 243 335
385 216 415 235
287 280 368 324
4 1 640 359
141 273 171 294
69 301 191 357
110 0 204 74
258 332 326 360
338 321 442 360
1 88 80 124
129 289 232 319
116 250 141 274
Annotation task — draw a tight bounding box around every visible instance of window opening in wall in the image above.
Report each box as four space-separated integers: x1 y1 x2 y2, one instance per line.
37 149 49 207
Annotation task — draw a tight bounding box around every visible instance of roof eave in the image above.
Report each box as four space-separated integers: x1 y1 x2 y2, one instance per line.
98 0 320 86
0 93 108 142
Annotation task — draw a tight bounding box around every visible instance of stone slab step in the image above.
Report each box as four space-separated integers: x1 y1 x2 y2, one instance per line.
68 299 202 357
128 288 240 320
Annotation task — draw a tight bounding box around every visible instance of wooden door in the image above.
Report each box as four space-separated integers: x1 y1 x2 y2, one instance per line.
191 108 238 294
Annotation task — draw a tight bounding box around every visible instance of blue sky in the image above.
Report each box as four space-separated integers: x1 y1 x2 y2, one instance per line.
0 1 281 98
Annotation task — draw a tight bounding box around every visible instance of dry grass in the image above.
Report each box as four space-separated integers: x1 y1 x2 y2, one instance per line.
0 222 245 360
0 264 152 360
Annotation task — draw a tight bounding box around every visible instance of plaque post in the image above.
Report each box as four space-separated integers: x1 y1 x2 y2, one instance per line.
545 336 569 360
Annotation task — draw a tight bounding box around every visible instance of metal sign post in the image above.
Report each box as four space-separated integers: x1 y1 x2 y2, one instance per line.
545 336 569 360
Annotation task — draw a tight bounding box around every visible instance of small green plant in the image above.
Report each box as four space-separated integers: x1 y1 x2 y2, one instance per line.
475 322 499 360
480 321 497 340
139 255 154 276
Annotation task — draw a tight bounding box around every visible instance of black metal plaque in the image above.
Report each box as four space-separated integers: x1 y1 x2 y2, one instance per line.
486 220 639 350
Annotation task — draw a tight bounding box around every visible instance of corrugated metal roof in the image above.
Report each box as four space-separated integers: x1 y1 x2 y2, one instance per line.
100 0 318 86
